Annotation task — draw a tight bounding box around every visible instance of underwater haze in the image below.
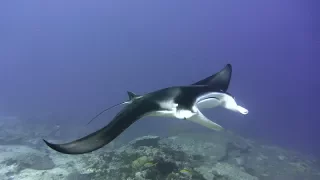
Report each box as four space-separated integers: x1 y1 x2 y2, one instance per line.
0 0 317 162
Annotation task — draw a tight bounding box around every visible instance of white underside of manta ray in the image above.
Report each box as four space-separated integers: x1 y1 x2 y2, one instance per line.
43 64 249 154
147 91 248 131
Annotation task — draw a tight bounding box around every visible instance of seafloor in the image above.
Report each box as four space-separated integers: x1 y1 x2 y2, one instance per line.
0 118 319 180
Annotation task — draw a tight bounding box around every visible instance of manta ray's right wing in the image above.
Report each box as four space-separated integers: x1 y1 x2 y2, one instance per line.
192 64 232 92
44 99 158 154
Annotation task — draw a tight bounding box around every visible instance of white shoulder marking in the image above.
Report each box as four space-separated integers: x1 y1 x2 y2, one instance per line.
157 99 178 110
174 109 195 119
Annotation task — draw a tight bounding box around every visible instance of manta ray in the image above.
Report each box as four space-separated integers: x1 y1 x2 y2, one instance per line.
43 64 248 154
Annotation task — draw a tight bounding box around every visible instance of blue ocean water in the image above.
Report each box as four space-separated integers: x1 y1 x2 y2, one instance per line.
0 1 317 179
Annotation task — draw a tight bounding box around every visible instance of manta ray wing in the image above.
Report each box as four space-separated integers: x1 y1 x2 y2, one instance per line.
87 64 231 126
187 107 223 131
86 91 140 125
43 100 159 154
86 101 128 125
192 64 232 92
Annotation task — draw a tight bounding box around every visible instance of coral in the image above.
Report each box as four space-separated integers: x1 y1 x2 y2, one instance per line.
1 127 319 180
131 156 153 169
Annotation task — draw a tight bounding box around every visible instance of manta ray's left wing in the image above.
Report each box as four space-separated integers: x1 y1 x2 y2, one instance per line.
187 107 224 131
43 99 158 154
86 91 140 125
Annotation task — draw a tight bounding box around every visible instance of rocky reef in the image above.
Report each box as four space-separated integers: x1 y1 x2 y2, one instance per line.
0 119 319 180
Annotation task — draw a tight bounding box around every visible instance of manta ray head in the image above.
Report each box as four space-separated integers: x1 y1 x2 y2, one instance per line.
196 91 248 115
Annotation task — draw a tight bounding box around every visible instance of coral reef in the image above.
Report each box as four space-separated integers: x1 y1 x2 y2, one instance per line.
0 119 319 180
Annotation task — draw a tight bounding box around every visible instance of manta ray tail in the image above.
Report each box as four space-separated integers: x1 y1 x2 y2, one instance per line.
86 102 126 125
192 64 232 92
86 91 139 125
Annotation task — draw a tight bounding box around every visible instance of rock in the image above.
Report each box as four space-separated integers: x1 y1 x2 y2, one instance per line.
83 135 206 180
159 134 226 162
278 155 286 161
194 166 215 180
4 153 55 171
0 145 55 178
235 157 245 166
129 135 161 148
65 172 93 180
212 162 258 180
0 125 319 180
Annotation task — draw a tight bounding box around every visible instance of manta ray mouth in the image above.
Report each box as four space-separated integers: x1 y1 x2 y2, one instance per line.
196 97 221 109
196 92 249 115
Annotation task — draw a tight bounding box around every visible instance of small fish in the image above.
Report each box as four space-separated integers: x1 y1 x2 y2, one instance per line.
180 169 193 176
144 162 157 168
